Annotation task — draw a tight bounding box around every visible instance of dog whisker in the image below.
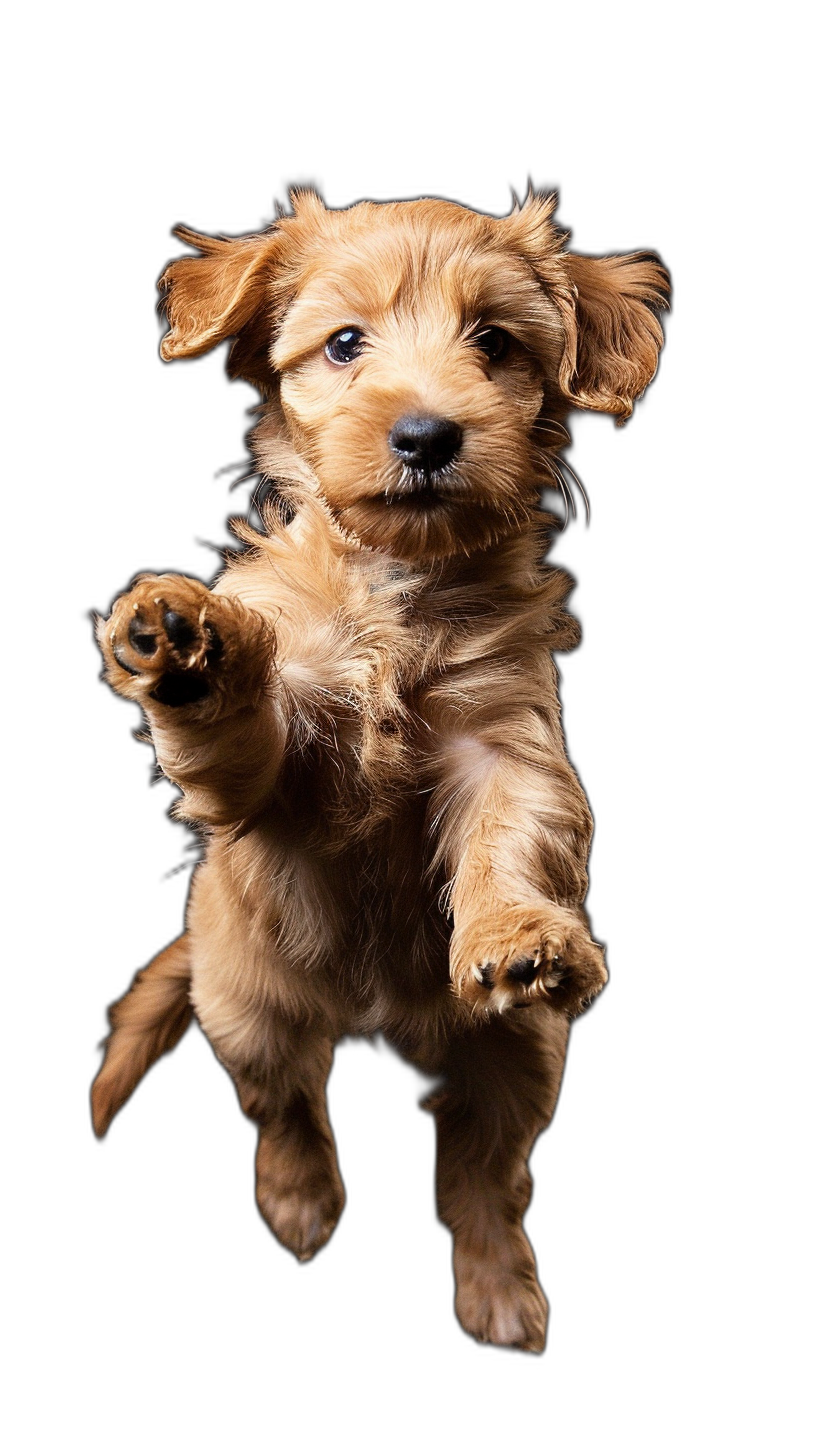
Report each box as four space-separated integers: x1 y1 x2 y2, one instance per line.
557 455 590 523
549 461 574 526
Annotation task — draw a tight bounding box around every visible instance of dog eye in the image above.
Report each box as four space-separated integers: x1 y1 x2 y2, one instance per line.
472 327 511 363
325 328 366 365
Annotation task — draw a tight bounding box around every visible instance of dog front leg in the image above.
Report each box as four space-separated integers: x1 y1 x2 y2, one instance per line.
98 573 283 826
433 710 608 1016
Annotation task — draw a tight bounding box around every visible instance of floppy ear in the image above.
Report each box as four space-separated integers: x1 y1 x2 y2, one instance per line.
501 192 669 421
158 225 279 368
559 251 670 421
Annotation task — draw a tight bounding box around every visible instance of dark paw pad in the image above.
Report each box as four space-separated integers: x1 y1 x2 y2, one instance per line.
127 617 158 656
506 957 538 985
162 609 197 651
151 671 210 706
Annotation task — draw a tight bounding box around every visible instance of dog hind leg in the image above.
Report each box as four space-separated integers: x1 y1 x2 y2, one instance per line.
213 1018 345 1263
427 1010 569 1353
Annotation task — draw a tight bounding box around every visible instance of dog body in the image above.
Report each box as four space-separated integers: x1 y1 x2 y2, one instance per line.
92 192 668 1351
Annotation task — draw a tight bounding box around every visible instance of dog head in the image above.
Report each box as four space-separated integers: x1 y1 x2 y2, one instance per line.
159 190 669 561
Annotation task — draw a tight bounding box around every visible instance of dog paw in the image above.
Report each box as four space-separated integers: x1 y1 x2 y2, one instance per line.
98 574 272 712
257 1180 346 1262
454 1254 549 1353
452 903 607 1018
255 1153 343 1257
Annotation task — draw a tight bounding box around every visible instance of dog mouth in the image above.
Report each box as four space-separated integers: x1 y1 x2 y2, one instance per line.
378 468 459 510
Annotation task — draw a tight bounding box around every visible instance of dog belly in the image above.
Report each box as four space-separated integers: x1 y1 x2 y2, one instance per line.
185 820 454 1058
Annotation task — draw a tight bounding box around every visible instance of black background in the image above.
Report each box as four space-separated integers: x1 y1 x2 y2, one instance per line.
51 119 714 1415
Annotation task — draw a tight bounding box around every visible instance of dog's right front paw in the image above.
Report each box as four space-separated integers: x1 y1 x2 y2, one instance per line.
102 574 219 705
98 574 273 713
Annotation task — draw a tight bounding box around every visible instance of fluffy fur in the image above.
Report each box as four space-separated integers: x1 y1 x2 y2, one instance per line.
92 189 669 1351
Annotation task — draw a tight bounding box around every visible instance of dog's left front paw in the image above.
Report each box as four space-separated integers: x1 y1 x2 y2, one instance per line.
452 903 607 1018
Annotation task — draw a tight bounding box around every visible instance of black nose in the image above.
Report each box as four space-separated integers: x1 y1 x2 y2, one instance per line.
388 415 463 472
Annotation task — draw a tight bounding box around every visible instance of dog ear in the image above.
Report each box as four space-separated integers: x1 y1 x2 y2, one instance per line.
158 226 279 368
558 251 670 421
503 192 669 421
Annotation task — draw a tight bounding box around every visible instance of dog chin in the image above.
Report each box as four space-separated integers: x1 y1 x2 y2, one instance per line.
336 493 505 563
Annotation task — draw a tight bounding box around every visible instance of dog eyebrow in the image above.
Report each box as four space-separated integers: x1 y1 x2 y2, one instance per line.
273 253 564 371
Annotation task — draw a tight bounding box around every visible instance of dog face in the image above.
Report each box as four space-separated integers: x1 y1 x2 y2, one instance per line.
269 199 569 561
159 191 669 561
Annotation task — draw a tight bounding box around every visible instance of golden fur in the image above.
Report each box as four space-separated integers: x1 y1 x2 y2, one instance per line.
92 189 669 1351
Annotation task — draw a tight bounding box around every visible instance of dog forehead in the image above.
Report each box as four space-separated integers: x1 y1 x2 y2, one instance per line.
291 194 494 257
275 203 548 362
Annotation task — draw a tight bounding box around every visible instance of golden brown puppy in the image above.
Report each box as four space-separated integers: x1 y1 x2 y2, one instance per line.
92 190 669 1352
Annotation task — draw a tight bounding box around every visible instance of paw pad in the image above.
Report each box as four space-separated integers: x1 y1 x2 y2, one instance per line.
161 609 198 651
506 957 539 986
127 617 158 656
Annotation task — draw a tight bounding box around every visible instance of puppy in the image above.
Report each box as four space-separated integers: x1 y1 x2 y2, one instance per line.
92 190 669 1352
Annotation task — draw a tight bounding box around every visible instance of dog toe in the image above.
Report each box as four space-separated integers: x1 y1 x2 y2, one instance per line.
474 963 495 989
